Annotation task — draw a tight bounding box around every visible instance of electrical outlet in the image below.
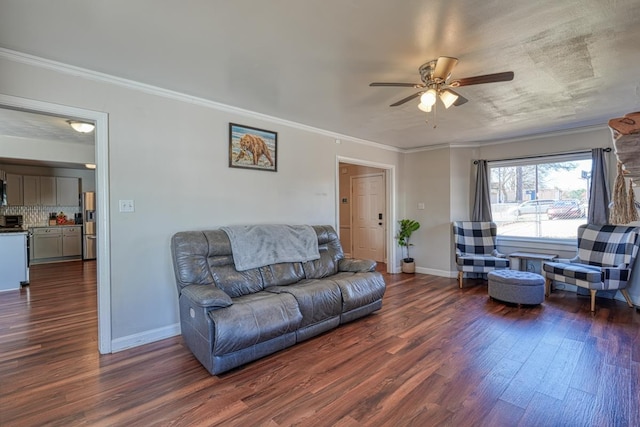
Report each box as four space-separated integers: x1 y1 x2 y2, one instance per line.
119 199 135 213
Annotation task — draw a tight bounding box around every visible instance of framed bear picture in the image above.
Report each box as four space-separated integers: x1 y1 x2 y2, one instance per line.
229 123 278 172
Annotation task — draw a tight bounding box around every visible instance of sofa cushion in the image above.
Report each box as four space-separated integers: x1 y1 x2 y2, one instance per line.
302 225 345 279
268 279 342 327
209 291 302 355
260 262 306 287
210 264 264 298
331 272 386 313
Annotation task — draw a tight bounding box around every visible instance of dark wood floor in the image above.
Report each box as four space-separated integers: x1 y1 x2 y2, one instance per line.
1 261 639 426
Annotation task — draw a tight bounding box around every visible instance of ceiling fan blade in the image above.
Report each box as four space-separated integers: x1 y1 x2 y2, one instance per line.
449 71 514 87
390 91 422 107
370 82 424 88
452 92 468 106
433 56 458 81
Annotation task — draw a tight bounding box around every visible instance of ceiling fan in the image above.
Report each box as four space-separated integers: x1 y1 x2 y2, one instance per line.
370 56 514 115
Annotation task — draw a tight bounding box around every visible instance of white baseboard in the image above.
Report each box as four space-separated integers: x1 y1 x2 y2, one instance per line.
111 323 181 353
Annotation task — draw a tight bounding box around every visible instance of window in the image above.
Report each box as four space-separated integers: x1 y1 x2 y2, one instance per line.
489 153 592 239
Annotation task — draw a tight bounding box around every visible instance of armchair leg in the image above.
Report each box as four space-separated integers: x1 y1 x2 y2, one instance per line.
590 289 597 312
458 271 463 288
545 278 552 297
620 289 634 308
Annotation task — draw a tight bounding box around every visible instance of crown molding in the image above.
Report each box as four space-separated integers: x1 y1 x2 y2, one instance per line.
0 48 401 154
0 48 610 155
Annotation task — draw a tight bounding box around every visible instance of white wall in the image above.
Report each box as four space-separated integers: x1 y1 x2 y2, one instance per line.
0 55 402 346
402 147 452 276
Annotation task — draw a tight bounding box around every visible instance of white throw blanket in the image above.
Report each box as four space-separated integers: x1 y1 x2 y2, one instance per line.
221 224 320 271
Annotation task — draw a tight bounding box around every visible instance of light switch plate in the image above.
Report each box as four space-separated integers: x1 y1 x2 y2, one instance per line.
418 202 425 210
119 199 135 213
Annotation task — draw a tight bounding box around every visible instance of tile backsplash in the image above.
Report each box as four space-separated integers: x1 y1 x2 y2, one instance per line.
1 205 80 228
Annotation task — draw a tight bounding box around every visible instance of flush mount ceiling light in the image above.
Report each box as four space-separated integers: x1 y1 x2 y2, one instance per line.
67 120 95 133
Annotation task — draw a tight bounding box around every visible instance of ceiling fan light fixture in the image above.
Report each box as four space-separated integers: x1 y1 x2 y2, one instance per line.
418 102 432 113
439 89 459 109
420 89 437 107
67 120 95 133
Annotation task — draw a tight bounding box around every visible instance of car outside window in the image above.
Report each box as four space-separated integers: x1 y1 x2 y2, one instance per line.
489 155 591 239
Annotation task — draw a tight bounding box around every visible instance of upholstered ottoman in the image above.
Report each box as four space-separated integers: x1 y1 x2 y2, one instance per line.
487 270 545 306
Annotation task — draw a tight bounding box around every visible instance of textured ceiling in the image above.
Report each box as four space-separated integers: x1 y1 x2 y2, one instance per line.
0 108 93 144
0 108 95 170
1 0 640 150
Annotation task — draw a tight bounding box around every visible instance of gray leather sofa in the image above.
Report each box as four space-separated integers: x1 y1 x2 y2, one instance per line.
171 225 386 375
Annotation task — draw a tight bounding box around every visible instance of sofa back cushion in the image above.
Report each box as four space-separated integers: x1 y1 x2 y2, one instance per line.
303 225 344 279
260 263 306 287
171 225 346 296
171 229 265 298
577 224 640 267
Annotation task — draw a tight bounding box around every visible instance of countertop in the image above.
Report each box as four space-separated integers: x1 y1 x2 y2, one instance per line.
0 230 28 235
29 224 83 229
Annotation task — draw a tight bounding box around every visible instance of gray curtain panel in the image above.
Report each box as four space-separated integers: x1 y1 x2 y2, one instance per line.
472 160 493 222
588 148 610 225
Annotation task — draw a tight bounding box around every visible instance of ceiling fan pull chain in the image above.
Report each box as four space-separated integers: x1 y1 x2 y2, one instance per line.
433 102 438 128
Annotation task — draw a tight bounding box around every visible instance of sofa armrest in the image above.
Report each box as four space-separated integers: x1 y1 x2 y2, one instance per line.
339 258 376 273
181 284 233 308
602 267 631 290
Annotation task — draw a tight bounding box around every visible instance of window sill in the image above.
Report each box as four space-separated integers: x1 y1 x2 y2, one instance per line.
497 235 577 256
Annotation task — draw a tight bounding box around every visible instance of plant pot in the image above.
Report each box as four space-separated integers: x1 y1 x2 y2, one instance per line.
401 259 415 274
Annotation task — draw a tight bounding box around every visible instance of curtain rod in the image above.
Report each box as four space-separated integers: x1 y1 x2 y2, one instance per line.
473 147 611 164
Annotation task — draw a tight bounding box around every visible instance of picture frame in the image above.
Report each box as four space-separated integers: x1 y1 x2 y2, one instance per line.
229 123 278 172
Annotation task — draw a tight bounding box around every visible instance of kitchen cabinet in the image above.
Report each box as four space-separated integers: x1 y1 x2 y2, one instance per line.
23 175 40 205
21 176 79 206
56 177 80 206
31 226 83 262
39 176 57 205
62 226 82 257
6 173 23 206
32 227 62 259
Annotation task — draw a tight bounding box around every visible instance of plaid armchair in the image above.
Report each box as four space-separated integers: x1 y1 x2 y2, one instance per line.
543 224 640 312
452 221 510 288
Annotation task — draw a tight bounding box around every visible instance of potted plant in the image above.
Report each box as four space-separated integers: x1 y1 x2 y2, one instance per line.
396 219 420 273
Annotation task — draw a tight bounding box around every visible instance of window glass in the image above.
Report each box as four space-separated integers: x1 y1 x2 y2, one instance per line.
490 155 592 239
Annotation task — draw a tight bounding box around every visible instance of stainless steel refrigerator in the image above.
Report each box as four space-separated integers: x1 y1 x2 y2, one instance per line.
81 192 96 260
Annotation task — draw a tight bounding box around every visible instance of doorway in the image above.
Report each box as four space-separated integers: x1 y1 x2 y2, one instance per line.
0 94 111 353
337 157 395 273
351 173 385 262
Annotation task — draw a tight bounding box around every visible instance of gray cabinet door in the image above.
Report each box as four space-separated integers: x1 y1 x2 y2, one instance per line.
23 176 40 205
62 227 82 256
6 174 23 206
33 232 62 259
39 176 57 206
56 177 80 206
